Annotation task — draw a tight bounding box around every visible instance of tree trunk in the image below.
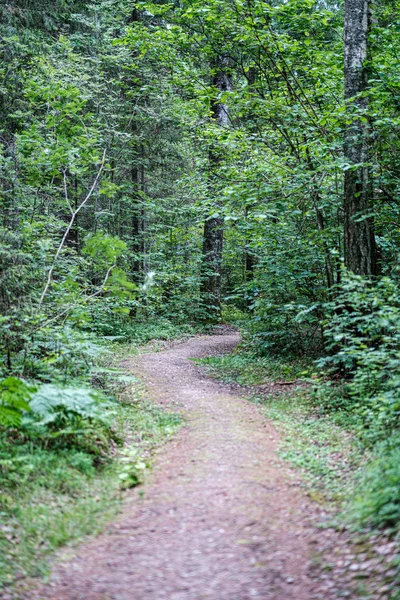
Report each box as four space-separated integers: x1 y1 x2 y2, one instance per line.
131 163 141 276
200 62 231 319
244 207 256 284
243 72 257 290
129 8 145 281
313 198 335 292
343 0 378 275
131 152 145 279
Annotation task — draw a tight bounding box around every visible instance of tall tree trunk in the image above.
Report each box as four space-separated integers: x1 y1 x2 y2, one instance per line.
343 0 378 275
201 62 231 319
314 202 335 292
243 70 257 290
129 8 145 281
131 149 146 279
131 163 141 276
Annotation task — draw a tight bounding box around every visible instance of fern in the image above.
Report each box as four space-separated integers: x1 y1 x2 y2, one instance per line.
28 384 107 426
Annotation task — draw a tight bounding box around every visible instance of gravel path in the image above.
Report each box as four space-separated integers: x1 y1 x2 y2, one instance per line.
34 334 339 600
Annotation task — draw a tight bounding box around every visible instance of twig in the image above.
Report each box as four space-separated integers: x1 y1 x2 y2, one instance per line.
39 150 107 307
85 263 116 300
34 262 116 332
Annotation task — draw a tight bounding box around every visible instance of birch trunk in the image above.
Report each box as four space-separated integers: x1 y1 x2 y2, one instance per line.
343 0 378 275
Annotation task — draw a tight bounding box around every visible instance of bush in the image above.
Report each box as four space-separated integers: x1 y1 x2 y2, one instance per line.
0 380 118 457
242 300 322 357
316 274 400 441
350 437 400 530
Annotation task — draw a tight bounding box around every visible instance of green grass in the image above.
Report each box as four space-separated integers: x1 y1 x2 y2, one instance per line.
255 390 366 504
198 352 312 386
0 448 121 585
347 438 400 531
0 318 202 590
199 347 400 598
197 352 366 506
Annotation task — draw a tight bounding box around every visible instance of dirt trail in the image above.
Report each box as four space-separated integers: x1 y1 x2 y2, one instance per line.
34 334 337 600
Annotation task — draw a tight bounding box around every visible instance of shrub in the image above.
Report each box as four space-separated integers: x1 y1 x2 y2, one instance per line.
316 274 400 440
349 437 400 530
23 384 117 456
242 300 322 357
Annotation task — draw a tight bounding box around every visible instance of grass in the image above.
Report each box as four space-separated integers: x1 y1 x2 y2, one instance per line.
198 349 400 541
0 338 182 593
0 449 121 585
196 351 366 506
255 391 366 504
97 317 204 347
2 319 399 594
198 352 312 385
0 317 200 592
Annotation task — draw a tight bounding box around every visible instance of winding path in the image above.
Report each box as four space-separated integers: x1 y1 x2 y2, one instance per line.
35 334 331 600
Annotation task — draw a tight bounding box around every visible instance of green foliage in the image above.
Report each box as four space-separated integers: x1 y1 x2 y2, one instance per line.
0 352 181 589
0 228 36 314
349 437 400 530
316 274 400 441
21 384 116 456
0 377 35 427
118 447 149 489
29 385 105 425
243 299 322 357
198 352 311 386
1 0 400 577
85 313 201 344
83 233 127 270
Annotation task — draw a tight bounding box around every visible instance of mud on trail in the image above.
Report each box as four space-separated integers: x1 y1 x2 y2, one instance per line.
31 335 359 599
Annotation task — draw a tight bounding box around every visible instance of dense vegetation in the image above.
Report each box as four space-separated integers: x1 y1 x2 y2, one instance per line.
1 0 400 588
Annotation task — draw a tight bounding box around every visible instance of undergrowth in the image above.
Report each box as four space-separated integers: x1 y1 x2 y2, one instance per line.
198 352 312 385
0 318 187 592
0 394 180 589
256 391 366 505
88 316 203 346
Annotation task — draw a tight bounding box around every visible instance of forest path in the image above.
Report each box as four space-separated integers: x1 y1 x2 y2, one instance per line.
35 334 332 600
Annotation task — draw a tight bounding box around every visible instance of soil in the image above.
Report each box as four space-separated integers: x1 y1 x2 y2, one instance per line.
29 334 396 600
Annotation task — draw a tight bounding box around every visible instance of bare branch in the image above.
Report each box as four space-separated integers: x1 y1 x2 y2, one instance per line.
62 170 74 216
35 262 116 331
38 150 107 308
85 262 116 301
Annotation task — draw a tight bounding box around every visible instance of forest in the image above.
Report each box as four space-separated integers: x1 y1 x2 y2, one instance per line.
1 0 400 597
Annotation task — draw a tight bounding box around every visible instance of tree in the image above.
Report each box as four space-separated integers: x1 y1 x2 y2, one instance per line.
201 60 231 319
343 0 378 275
